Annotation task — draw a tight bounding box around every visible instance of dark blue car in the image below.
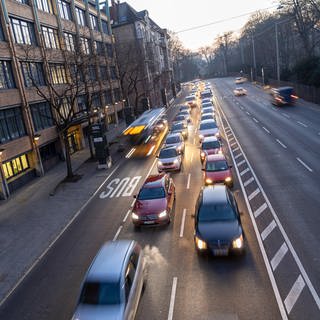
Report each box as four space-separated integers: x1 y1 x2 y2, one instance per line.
271 86 298 106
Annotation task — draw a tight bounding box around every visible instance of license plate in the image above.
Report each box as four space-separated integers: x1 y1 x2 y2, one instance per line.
213 249 229 256
144 221 155 225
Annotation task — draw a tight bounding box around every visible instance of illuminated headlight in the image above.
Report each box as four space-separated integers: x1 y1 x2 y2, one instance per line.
182 131 187 136
132 212 139 220
173 159 179 164
199 134 204 139
215 132 220 137
177 146 182 151
225 177 232 182
195 236 207 250
205 178 213 184
218 149 222 154
200 151 206 159
158 210 167 218
232 235 244 249
158 160 163 166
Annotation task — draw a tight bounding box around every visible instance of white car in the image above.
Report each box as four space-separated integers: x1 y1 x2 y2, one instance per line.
235 77 247 84
198 119 219 143
157 146 182 172
234 87 247 96
164 132 185 154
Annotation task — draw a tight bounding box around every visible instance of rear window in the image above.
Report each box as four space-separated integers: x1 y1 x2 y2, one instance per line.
205 160 228 172
80 281 121 305
138 187 165 200
172 123 184 131
166 136 181 144
198 203 236 222
159 148 178 158
200 122 217 130
202 140 220 150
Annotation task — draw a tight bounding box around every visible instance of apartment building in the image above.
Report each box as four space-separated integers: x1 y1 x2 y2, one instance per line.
110 1 174 113
0 0 124 199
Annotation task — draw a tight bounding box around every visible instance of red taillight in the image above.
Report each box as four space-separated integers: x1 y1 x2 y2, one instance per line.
291 94 298 99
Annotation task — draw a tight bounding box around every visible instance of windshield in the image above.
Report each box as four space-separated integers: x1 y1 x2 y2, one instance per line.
200 122 217 130
174 116 185 121
172 123 184 131
159 148 178 158
138 187 165 200
80 281 121 305
202 141 220 150
198 203 236 222
205 160 228 172
201 115 214 121
166 136 180 144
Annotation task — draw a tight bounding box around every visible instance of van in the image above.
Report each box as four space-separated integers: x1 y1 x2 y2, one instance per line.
270 86 298 106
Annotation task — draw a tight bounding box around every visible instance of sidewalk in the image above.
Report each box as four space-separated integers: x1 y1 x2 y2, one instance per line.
0 121 131 303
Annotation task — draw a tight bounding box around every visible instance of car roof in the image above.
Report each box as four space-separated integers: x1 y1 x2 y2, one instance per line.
202 185 228 205
86 240 134 282
143 173 166 188
206 154 226 161
166 132 182 139
202 136 219 142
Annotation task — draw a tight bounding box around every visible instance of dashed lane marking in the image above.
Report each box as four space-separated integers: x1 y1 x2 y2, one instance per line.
254 202 268 218
297 121 308 128
284 275 306 315
296 158 313 172
179 209 187 238
253 117 259 123
263 127 271 134
168 277 178 320
243 176 254 187
248 188 260 201
271 243 289 271
276 139 287 149
237 159 246 167
240 168 250 176
261 220 277 241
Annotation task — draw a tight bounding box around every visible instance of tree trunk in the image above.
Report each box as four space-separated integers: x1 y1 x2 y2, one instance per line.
63 131 74 178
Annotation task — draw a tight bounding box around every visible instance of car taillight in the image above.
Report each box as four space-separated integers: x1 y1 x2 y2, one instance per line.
291 94 298 99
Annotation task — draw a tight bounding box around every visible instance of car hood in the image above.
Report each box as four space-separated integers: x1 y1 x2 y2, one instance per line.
73 304 124 320
158 156 180 163
205 169 231 180
199 128 218 136
197 220 241 242
134 198 167 215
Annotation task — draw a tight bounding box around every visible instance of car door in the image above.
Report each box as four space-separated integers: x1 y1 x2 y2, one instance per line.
124 259 138 320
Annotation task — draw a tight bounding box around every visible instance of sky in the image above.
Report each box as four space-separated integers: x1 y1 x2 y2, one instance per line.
121 0 278 51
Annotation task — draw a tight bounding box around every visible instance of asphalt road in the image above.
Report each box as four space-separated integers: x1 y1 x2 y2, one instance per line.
0 79 319 320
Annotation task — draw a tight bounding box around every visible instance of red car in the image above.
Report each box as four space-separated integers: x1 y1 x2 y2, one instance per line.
202 154 233 187
132 173 175 227
200 136 222 163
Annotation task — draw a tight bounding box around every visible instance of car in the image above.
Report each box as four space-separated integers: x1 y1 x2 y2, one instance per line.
132 173 175 226
198 119 219 143
270 86 298 106
177 110 191 123
164 132 185 154
200 90 213 99
201 114 215 122
234 87 247 96
193 185 244 256
201 98 213 105
201 106 215 116
201 101 214 109
185 95 197 107
202 154 233 187
199 136 222 163
170 121 188 139
172 114 188 125
157 146 182 172
179 105 190 112
72 240 145 320
235 77 247 84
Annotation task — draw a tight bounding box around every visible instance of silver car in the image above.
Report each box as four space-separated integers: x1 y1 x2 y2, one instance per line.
164 132 185 154
72 240 145 320
198 119 220 143
157 146 182 172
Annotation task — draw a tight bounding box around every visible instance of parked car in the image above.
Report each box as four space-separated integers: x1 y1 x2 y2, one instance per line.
164 132 185 154
193 185 244 256
72 240 145 320
132 173 175 226
233 87 247 96
199 136 222 163
170 121 188 139
201 107 215 117
202 154 233 187
198 120 219 143
157 146 182 172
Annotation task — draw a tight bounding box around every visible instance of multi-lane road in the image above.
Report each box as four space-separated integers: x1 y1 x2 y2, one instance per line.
0 78 319 319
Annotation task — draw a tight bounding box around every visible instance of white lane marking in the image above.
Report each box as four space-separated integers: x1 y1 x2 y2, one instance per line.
254 202 268 218
233 146 240 152
248 188 260 201
276 139 287 149
125 148 136 158
123 209 131 222
228 136 235 141
296 158 313 172
281 112 290 119
237 159 246 167
146 145 156 156
243 176 254 187
0 163 120 308
131 199 135 207
113 226 123 241
272 107 278 111
168 277 178 320
230 142 237 147
240 168 250 176
297 121 308 128
262 126 271 134
187 173 191 189
234 153 242 159
261 220 277 241
271 242 288 271
179 209 187 238
284 275 305 314
190 152 194 163
246 111 251 115
240 106 244 110
146 158 158 177
253 117 259 123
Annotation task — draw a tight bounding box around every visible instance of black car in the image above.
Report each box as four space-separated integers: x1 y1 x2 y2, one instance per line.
193 185 244 256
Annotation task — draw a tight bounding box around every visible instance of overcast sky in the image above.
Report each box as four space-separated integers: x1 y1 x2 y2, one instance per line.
121 0 278 50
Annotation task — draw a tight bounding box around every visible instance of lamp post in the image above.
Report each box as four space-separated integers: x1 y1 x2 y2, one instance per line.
0 148 10 200
33 133 44 176
251 35 257 81
275 22 280 85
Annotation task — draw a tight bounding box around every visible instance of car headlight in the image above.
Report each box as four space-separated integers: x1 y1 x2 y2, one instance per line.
158 160 163 166
195 236 207 250
199 134 204 139
132 212 139 220
225 177 232 182
200 151 206 158
232 235 244 249
205 178 213 184
215 132 220 137
158 210 167 218
177 146 182 151
173 158 179 164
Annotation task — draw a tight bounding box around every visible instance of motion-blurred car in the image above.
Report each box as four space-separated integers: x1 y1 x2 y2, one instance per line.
234 87 247 96
170 121 188 139
270 86 298 106
193 185 244 256
157 146 182 172
132 173 175 226
198 119 219 143
164 132 185 154
72 240 145 320
202 154 233 187
199 136 222 163
235 77 247 84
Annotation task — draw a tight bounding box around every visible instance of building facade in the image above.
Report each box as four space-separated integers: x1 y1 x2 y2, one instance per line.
110 1 174 114
0 0 124 199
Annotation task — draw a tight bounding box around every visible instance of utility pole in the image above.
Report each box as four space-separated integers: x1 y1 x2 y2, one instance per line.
275 22 280 85
251 35 256 81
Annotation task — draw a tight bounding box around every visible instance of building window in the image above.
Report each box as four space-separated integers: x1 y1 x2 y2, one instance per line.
0 107 26 143
92 92 100 107
106 43 113 58
40 142 57 161
89 14 99 31
0 60 16 89
30 101 54 131
3 154 30 179
75 7 86 27
101 20 109 34
49 64 67 84
95 41 104 55
100 66 107 80
35 0 53 13
58 98 72 120
114 87 121 101
57 0 72 21
88 65 96 81
21 61 45 87
0 21 4 41
80 37 90 54
104 89 112 104
63 32 75 51
10 18 37 45
15 0 29 4
42 26 60 49
110 66 118 80
77 95 87 111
